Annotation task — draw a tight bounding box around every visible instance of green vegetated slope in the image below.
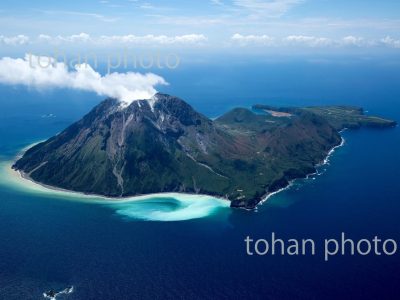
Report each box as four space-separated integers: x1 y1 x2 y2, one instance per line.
14 95 396 208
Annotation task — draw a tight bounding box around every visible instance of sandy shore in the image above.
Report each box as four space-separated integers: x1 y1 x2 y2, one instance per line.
3 142 230 206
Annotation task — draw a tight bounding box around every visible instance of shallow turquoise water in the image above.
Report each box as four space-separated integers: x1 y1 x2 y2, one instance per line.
0 159 229 222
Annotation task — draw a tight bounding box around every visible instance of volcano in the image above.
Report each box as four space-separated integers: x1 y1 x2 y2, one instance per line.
13 93 396 208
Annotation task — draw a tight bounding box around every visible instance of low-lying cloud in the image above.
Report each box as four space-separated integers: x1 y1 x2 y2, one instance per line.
231 33 275 46
230 34 400 48
0 35 30 46
29 33 208 46
0 54 168 104
381 36 400 49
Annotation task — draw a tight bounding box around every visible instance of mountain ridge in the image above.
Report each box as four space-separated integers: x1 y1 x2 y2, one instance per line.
13 93 396 208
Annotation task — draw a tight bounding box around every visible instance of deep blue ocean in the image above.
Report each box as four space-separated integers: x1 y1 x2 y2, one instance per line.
0 55 400 299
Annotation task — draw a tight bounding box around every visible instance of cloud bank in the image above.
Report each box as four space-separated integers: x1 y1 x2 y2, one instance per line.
1 33 399 50
230 34 400 48
381 36 400 49
0 35 30 46
0 55 168 104
231 33 275 45
36 33 207 46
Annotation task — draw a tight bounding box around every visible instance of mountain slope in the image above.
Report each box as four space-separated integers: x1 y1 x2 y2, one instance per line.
13 94 396 208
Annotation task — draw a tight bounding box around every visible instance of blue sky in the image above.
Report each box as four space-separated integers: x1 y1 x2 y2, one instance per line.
0 0 399 101
0 0 400 53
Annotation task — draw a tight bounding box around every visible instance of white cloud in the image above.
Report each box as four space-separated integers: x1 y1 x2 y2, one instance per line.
38 34 52 42
231 33 275 45
36 33 207 46
230 34 333 47
381 36 400 48
3 32 400 50
285 35 333 47
341 36 366 47
57 33 92 43
98 34 207 45
0 54 168 104
37 33 92 44
229 34 397 48
0 35 30 46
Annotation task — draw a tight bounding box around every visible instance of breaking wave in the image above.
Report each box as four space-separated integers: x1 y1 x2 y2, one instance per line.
43 286 74 299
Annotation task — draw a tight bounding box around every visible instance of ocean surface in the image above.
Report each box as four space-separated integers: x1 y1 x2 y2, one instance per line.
0 55 400 299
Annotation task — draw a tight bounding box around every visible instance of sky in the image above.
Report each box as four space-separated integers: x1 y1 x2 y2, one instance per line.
0 0 400 54
0 1 399 103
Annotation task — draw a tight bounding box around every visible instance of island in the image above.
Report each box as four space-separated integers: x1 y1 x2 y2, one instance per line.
13 93 396 209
